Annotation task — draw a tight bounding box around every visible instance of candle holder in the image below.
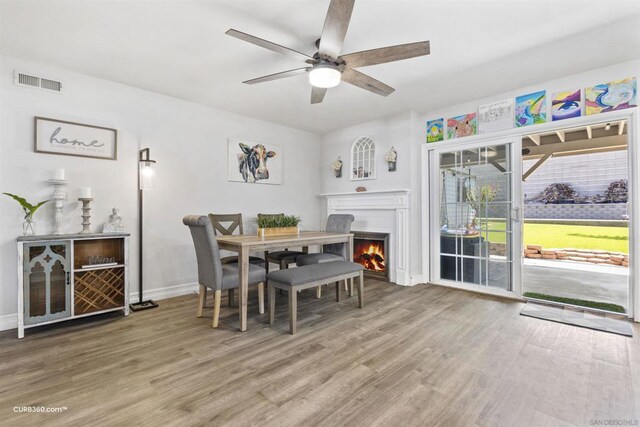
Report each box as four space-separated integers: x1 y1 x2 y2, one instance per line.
48 179 68 235
78 198 93 234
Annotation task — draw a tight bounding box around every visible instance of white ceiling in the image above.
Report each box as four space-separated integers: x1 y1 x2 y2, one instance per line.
2 1 640 134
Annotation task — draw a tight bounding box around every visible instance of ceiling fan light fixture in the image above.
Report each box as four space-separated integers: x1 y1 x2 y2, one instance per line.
309 62 341 88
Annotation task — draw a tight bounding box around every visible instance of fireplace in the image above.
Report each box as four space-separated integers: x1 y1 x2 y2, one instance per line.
353 231 389 280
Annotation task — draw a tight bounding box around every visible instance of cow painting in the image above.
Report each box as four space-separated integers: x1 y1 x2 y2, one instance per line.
228 140 281 184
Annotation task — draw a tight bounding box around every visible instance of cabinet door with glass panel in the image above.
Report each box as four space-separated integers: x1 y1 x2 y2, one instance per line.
435 143 518 291
23 241 71 324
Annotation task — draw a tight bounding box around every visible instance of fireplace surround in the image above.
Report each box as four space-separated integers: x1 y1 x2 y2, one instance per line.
321 189 411 285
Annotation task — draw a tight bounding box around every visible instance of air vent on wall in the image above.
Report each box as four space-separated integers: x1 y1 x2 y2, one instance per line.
14 70 62 92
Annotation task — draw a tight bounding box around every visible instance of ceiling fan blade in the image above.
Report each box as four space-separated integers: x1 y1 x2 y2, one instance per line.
226 29 313 62
342 69 395 96
311 86 327 104
243 68 310 85
318 0 355 60
340 41 430 68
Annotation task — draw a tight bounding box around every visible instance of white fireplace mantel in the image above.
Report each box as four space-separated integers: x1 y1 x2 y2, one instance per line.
321 189 411 286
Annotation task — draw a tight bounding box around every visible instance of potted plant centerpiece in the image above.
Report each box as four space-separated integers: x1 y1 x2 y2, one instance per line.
256 214 301 237
3 192 50 236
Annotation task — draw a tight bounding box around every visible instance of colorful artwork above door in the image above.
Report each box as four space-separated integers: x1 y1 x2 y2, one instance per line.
515 90 547 127
585 77 637 115
552 89 582 121
426 119 444 143
478 99 514 133
447 113 477 139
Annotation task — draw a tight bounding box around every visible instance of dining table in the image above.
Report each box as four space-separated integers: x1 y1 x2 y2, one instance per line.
216 231 354 331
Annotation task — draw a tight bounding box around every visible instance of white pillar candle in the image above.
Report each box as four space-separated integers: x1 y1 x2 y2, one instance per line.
54 168 65 180
80 187 92 199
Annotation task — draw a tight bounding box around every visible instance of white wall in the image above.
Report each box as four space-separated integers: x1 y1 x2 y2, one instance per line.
320 59 640 284
0 55 322 330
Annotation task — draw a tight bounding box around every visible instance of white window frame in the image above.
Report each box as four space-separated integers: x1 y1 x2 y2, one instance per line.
351 136 376 181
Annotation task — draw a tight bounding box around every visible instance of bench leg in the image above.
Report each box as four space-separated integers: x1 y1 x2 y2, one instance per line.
349 278 354 297
316 285 322 299
289 288 297 335
212 290 222 328
258 282 265 315
357 272 364 308
335 281 341 302
268 284 276 324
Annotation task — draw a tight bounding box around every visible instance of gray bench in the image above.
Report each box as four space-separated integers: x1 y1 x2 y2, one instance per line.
267 261 364 334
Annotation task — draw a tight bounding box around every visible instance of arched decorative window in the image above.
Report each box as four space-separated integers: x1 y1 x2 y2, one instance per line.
351 136 376 180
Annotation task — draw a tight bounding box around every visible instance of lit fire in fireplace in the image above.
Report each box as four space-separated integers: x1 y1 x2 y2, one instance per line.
355 240 386 272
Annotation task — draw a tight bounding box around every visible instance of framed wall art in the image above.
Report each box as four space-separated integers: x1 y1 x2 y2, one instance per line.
552 89 582 121
426 119 444 143
227 138 282 185
585 77 637 115
478 99 514 133
447 113 477 139
34 117 117 160
515 90 547 127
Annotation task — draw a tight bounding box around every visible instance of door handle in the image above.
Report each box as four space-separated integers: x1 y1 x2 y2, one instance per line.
66 272 70 286
511 205 521 222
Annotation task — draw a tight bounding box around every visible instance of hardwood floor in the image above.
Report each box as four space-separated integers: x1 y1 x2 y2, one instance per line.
1 280 639 426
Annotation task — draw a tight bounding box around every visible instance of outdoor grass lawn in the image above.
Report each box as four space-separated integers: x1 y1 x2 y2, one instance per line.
484 222 629 254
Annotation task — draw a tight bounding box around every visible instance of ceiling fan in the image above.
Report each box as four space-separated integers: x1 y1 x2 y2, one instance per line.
225 0 430 104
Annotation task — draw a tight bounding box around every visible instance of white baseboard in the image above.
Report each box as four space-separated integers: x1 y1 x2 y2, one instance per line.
129 282 199 303
0 282 199 332
0 313 18 332
410 275 425 286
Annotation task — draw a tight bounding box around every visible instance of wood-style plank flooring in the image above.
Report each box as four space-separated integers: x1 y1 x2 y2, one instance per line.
1 280 639 426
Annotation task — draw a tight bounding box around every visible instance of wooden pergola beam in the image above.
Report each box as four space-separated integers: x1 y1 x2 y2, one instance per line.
523 153 552 181
489 159 506 173
527 134 541 145
523 134 627 159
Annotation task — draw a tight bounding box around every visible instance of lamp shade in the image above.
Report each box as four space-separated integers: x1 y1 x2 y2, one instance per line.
139 148 157 190
308 63 341 88
139 160 156 189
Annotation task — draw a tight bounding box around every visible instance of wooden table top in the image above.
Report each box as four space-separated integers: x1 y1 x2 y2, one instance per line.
216 231 352 247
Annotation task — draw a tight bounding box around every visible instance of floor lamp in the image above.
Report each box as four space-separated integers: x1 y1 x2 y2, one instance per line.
130 148 159 311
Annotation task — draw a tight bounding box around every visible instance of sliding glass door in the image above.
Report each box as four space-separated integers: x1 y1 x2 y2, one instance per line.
430 140 522 294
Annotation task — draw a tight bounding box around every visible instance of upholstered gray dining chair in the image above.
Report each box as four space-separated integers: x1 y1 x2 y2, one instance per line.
296 214 355 265
183 215 265 328
258 213 308 272
296 214 355 298
210 213 265 307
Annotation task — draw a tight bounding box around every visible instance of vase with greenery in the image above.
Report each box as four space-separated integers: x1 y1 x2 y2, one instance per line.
384 147 397 172
3 193 50 236
331 157 343 178
255 214 301 237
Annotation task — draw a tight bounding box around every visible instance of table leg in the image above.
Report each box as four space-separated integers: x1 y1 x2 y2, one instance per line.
348 234 355 296
239 246 249 331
